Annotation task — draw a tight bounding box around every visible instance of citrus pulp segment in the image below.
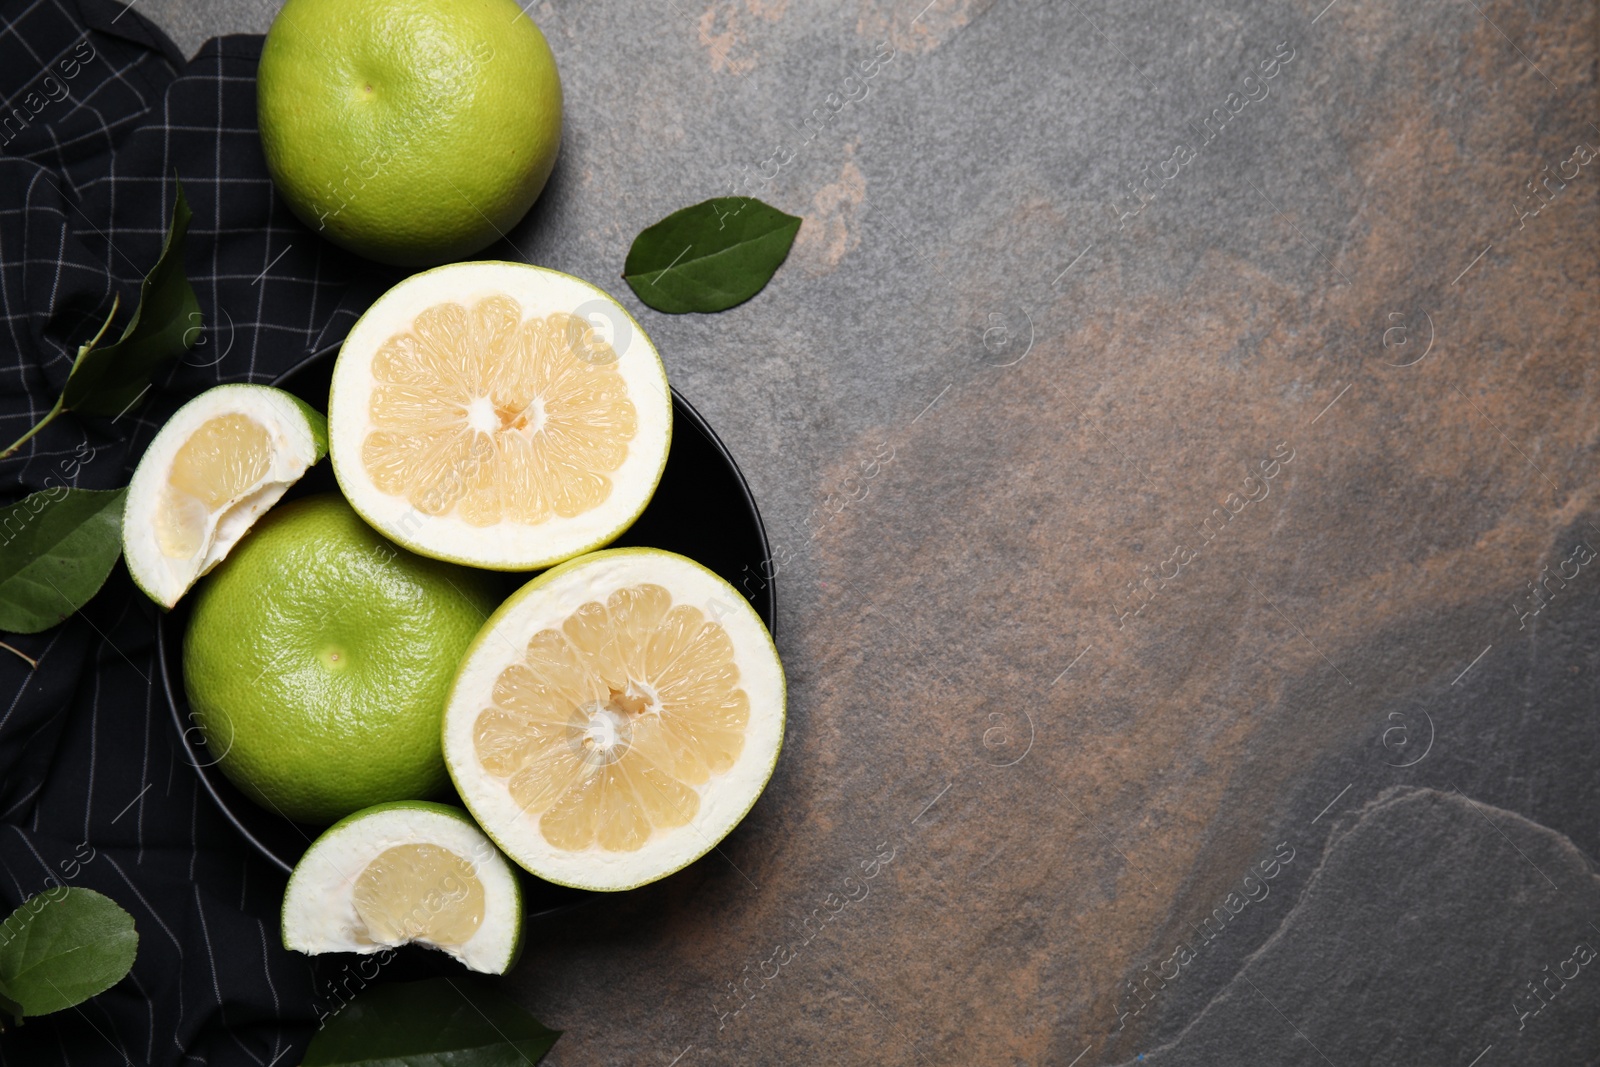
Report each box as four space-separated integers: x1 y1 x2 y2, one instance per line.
282 801 522 974
123 384 326 608
328 262 672 570
442 548 785 891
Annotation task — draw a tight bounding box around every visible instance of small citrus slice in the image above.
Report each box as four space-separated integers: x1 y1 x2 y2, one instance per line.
282 801 522 974
327 261 671 570
443 548 785 891
123 384 326 608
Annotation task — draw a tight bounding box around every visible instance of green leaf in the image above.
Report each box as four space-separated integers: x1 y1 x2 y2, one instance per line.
0 888 137 1017
623 197 802 314
303 977 561 1066
62 181 201 417
0 488 127 634
0 985 25 1027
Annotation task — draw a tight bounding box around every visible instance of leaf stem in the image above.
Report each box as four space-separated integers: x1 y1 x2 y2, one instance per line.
0 394 65 462
0 640 38 670
0 295 120 463
67 292 121 378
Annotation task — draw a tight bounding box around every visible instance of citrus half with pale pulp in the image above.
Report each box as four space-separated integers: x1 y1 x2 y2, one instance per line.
442 548 785 891
328 262 671 571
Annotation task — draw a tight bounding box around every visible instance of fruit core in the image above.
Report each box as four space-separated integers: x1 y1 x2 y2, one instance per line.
472 582 750 853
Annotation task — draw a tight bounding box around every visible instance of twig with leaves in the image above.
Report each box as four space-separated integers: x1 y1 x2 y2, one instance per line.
0 182 201 668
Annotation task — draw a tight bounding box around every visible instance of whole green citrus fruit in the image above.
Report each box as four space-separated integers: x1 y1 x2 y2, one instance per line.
257 0 563 266
183 494 496 825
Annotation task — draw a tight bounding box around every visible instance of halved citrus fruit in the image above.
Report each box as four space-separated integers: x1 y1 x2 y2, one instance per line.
123 384 326 608
282 801 522 974
442 548 785 891
327 262 671 570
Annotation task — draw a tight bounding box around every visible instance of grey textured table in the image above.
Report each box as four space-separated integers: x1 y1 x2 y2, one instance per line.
147 1 1600 1064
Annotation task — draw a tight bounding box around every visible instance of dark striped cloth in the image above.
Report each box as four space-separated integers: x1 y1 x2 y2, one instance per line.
0 1 400 1061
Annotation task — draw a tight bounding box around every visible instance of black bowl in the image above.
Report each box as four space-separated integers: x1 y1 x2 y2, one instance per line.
157 346 776 915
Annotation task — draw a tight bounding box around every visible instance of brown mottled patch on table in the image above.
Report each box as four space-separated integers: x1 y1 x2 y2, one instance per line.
855 0 998 55
693 0 791 76
696 6 756 76
790 150 867 275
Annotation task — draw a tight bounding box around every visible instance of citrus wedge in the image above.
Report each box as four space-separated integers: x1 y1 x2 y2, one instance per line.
282 801 522 974
327 262 671 570
123 384 326 608
442 548 785 891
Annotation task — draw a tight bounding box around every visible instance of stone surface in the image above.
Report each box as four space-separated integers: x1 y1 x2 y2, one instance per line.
1110 787 1600 1066
149 0 1600 1063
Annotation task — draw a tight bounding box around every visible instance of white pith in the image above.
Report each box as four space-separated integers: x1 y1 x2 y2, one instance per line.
282 805 520 974
123 384 321 608
443 549 786 891
326 262 672 571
